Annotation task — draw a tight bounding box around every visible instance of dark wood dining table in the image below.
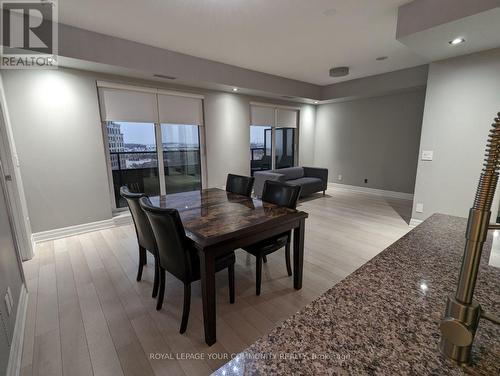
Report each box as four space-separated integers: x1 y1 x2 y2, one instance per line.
149 188 308 346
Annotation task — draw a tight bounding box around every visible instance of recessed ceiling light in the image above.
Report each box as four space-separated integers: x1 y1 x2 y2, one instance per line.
314 101 319 104
449 37 465 45
376 56 388 61
232 87 238 92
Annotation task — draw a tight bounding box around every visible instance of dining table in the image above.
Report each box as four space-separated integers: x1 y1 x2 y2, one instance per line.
149 187 309 346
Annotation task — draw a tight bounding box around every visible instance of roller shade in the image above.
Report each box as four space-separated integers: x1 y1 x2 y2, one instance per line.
158 94 204 125
250 105 275 127
98 87 158 123
277 108 298 128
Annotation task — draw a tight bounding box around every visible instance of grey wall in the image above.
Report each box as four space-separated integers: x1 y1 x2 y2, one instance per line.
1 69 113 233
314 89 426 194
412 48 500 222
1 68 317 232
297 104 316 166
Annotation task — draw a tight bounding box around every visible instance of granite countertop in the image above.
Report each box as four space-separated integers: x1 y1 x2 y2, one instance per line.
213 214 500 375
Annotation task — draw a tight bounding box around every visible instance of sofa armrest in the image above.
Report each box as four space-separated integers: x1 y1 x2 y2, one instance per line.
303 167 328 188
253 171 285 198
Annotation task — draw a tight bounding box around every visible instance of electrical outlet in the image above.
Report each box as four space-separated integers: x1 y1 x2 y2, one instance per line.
4 294 11 316
416 203 424 213
337 174 343 181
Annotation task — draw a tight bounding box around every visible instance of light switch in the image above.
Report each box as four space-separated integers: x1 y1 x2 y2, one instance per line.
422 150 434 161
416 203 424 213
338 174 343 181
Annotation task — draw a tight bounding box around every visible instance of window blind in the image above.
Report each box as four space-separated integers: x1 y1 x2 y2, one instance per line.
250 105 275 127
98 87 158 123
277 108 298 128
157 94 204 125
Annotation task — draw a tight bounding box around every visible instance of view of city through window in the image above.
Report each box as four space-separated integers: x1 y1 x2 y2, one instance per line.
250 125 272 175
250 126 295 175
106 121 201 207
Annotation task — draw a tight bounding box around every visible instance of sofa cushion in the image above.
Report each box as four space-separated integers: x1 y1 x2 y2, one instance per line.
275 167 304 181
286 177 324 196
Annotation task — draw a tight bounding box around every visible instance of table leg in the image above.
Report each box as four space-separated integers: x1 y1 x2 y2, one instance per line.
293 218 305 290
198 249 216 345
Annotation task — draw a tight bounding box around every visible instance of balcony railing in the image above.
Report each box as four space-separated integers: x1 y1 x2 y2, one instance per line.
110 149 201 207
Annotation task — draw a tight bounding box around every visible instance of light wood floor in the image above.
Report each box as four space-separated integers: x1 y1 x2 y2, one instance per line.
20 188 412 376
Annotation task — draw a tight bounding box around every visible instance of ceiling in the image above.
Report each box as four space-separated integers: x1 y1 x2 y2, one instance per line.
58 0 427 85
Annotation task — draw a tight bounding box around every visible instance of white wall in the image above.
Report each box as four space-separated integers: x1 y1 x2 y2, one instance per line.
412 48 500 222
314 89 426 194
0 76 33 259
1 69 113 233
204 92 251 187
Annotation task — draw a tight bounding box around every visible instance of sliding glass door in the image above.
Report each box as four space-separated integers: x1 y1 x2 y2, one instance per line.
250 105 298 172
250 125 272 175
98 85 206 210
105 121 203 209
276 127 295 169
161 124 202 194
106 122 159 208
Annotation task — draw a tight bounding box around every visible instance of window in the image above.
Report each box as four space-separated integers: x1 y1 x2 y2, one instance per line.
161 124 202 194
106 122 159 208
98 84 205 210
250 104 298 172
250 126 272 175
276 128 295 169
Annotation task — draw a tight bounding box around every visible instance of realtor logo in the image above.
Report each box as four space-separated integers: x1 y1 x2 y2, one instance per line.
1 0 58 68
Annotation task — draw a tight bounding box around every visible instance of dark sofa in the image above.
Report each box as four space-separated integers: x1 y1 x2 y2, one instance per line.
254 167 328 198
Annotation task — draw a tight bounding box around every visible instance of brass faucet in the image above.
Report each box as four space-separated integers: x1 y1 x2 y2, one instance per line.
439 112 500 364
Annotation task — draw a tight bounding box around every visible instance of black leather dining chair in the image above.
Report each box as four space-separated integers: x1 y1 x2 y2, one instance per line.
243 180 301 295
139 197 236 333
226 174 254 197
120 186 159 298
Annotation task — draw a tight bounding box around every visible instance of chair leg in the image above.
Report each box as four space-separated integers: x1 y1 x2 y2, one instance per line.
156 267 166 311
285 242 292 276
323 190 326 196
256 256 263 296
180 283 191 334
262 255 267 263
136 246 147 281
228 264 235 304
152 256 160 298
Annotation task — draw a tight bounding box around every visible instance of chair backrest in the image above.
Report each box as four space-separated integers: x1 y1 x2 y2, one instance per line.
139 197 192 281
262 180 301 209
120 186 156 251
226 174 255 197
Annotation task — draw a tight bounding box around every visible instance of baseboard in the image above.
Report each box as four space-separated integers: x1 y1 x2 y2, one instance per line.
329 183 414 200
6 285 28 376
112 212 132 226
409 218 423 228
31 214 133 244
